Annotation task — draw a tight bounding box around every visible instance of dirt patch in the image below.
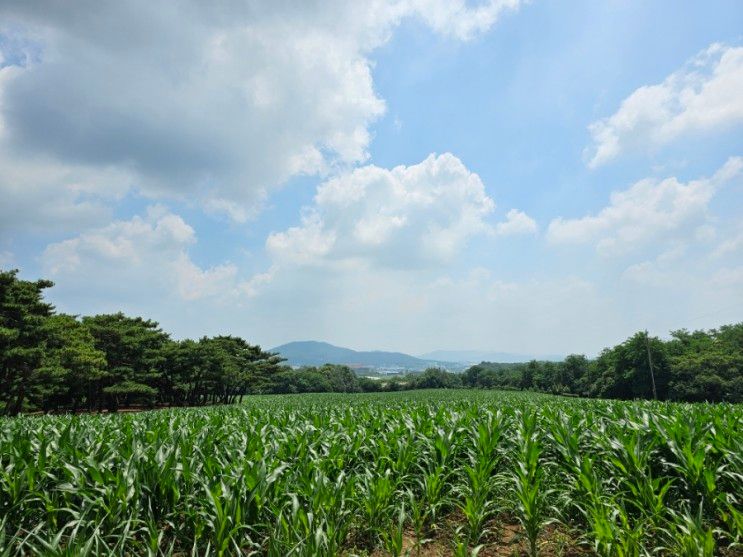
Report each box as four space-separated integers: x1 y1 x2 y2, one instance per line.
348 513 590 557
366 533 449 557
478 517 589 557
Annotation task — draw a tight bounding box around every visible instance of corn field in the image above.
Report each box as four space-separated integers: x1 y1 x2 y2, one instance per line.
1 390 741 556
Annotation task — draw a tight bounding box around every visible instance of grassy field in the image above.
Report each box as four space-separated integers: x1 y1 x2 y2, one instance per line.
1 390 741 556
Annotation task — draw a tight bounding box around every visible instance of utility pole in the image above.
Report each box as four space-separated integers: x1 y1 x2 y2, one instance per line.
645 330 658 401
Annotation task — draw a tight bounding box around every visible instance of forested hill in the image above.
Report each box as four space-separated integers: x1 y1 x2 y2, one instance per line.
271 340 430 369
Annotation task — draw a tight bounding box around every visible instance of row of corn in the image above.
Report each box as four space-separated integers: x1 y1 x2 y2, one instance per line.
1 390 741 556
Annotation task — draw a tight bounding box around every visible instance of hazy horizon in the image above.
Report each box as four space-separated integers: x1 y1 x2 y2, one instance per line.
271 341 565 362
2 1 742 356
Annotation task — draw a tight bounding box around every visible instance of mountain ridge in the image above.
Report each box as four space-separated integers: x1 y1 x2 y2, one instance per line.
270 340 561 369
270 340 429 369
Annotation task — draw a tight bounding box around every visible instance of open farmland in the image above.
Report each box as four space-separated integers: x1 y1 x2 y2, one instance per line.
1 390 741 556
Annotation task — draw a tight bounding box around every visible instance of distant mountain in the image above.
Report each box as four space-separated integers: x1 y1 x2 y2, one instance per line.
270 341 432 370
270 341 562 370
418 350 564 364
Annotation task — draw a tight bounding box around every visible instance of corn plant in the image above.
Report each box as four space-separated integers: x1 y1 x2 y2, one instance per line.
455 410 503 544
358 467 397 548
511 410 551 557
405 488 430 551
664 505 716 557
451 525 483 557
0 389 740 556
381 501 408 557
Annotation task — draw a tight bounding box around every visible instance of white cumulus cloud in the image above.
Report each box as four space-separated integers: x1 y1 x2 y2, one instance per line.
547 157 742 256
42 207 246 303
586 43 743 168
266 153 535 270
494 208 538 236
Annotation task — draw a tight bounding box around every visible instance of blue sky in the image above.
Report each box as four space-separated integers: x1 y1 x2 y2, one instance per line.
1 1 742 356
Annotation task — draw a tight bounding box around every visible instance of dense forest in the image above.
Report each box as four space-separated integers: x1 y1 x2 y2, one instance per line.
1 268 741 414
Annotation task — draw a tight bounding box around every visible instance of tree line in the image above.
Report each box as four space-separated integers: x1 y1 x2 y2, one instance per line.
267 364 463 394
273 330 743 403
462 326 743 403
1 269 284 415
2 268 741 414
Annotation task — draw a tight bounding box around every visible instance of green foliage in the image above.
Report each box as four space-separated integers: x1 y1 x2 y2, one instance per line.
464 326 743 403
0 269 283 413
511 411 550 557
39 314 107 412
266 365 467 395
0 269 56 416
1 389 740 556
267 364 361 394
666 324 743 402
412 367 463 389
82 312 170 410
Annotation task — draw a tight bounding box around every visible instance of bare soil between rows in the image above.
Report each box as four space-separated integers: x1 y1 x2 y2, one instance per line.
351 512 591 557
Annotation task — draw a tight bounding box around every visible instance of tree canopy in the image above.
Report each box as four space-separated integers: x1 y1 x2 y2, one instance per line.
0 270 283 415
462 325 743 403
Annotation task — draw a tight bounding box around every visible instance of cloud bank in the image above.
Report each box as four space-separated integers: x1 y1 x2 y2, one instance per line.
0 0 525 229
